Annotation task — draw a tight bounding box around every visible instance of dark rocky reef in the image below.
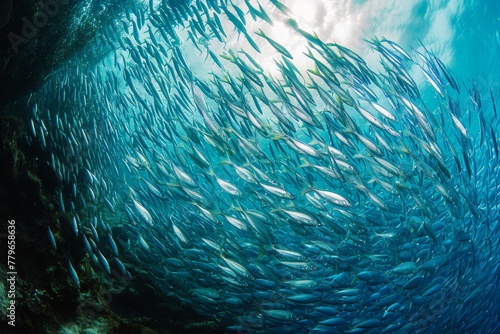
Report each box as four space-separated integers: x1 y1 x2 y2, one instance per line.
0 0 122 111
0 111 228 334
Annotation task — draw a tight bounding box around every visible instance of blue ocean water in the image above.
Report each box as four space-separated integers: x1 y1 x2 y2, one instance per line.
17 0 500 333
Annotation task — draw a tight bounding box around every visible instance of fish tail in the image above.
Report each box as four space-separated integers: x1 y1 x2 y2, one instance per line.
301 187 314 196
255 29 265 38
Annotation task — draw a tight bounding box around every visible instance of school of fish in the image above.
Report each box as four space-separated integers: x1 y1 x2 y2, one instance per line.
26 0 500 333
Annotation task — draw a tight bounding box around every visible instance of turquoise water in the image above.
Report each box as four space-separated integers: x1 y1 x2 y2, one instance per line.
341 0 499 79
20 0 500 332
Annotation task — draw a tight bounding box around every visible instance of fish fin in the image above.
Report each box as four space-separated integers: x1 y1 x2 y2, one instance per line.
297 158 312 168
270 133 285 140
301 187 314 196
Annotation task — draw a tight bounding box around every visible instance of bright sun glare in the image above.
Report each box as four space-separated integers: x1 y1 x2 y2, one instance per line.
254 0 324 75
290 1 318 28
